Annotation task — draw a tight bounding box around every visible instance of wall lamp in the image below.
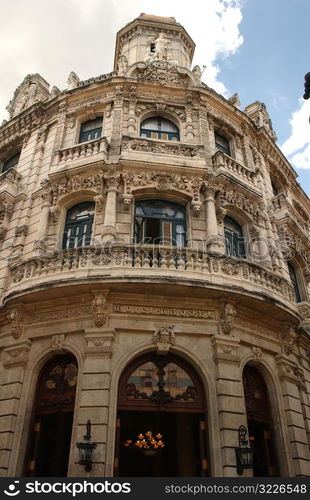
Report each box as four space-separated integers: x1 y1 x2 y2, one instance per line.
235 425 254 475
76 420 97 472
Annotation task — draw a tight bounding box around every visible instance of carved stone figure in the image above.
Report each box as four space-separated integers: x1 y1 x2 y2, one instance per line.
154 32 169 60
117 55 128 76
192 65 202 85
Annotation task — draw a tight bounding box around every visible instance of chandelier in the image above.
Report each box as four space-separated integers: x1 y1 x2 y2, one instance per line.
124 431 165 456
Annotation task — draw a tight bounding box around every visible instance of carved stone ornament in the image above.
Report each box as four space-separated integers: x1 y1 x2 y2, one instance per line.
6 73 50 119
67 71 80 90
91 291 109 327
212 337 241 364
153 325 175 355
136 60 192 86
252 346 263 361
281 326 297 356
84 329 115 358
8 307 26 339
51 334 65 350
3 339 32 368
219 302 236 335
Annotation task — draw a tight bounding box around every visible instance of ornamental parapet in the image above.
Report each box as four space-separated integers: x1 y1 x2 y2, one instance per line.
212 150 258 188
53 137 109 168
5 245 295 307
121 135 205 164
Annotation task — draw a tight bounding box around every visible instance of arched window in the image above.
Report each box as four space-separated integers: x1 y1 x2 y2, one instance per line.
134 200 186 246
79 117 103 143
214 132 230 155
140 117 180 141
2 152 20 173
224 215 246 258
62 202 95 249
288 262 302 302
115 353 208 477
24 354 78 476
243 365 278 476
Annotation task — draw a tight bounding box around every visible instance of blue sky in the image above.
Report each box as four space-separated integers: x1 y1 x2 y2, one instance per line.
0 0 309 194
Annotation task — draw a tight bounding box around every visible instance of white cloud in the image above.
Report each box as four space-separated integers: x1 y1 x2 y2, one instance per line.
281 99 310 170
0 0 244 120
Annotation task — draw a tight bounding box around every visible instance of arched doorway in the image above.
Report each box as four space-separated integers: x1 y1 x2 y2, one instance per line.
24 354 78 476
115 353 208 477
243 365 279 476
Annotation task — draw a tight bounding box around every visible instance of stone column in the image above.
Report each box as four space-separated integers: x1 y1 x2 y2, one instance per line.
69 328 114 477
205 186 225 256
34 182 52 254
212 336 250 477
102 173 120 243
0 339 31 476
276 354 310 476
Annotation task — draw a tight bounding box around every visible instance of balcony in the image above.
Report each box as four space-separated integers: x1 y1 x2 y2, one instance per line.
212 150 258 189
271 193 310 237
5 244 295 308
0 168 22 199
121 136 205 167
52 137 109 171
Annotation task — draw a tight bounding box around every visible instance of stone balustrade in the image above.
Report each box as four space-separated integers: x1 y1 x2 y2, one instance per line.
6 244 295 305
54 137 109 164
213 150 257 186
121 135 205 159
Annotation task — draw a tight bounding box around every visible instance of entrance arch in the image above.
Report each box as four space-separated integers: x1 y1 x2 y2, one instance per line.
115 352 208 477
243 365 279 476
24 353 78 476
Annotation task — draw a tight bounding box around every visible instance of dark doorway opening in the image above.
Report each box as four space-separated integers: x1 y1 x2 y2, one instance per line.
24 354 78 477
118 410 204 477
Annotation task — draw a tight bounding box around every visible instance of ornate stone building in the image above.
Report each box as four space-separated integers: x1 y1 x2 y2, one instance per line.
0 14 310 477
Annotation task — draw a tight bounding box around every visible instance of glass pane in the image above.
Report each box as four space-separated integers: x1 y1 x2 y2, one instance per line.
2 152 21 173
127 361 195 401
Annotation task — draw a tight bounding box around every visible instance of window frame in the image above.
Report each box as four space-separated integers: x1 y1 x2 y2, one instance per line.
1 152 21 174
140 117 180 142
214 131 231 156
78 117 103 144
62 201 95 250
134 199 187 247
224 215 246 258
288 261 302 303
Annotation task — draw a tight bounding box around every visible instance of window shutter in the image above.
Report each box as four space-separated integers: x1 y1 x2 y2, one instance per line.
162 221 172 245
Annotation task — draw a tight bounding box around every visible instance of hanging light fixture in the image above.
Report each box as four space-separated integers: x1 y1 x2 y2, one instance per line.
235 425 254 475
76 420 97 472
124 430 165 456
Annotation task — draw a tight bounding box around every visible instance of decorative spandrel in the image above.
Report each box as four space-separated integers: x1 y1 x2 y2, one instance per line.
36 355 78 414
125 356 197 405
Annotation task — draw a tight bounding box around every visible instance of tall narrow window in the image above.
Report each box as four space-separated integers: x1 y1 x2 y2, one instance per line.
62 202 95 249
2 152 21 173
215 132 230 155
134 200 186 246
79 117 103 143
140 117 180 141
224 216 246 258
288 262 302 302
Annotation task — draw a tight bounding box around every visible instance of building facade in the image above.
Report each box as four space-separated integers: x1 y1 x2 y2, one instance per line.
0 14 310 477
